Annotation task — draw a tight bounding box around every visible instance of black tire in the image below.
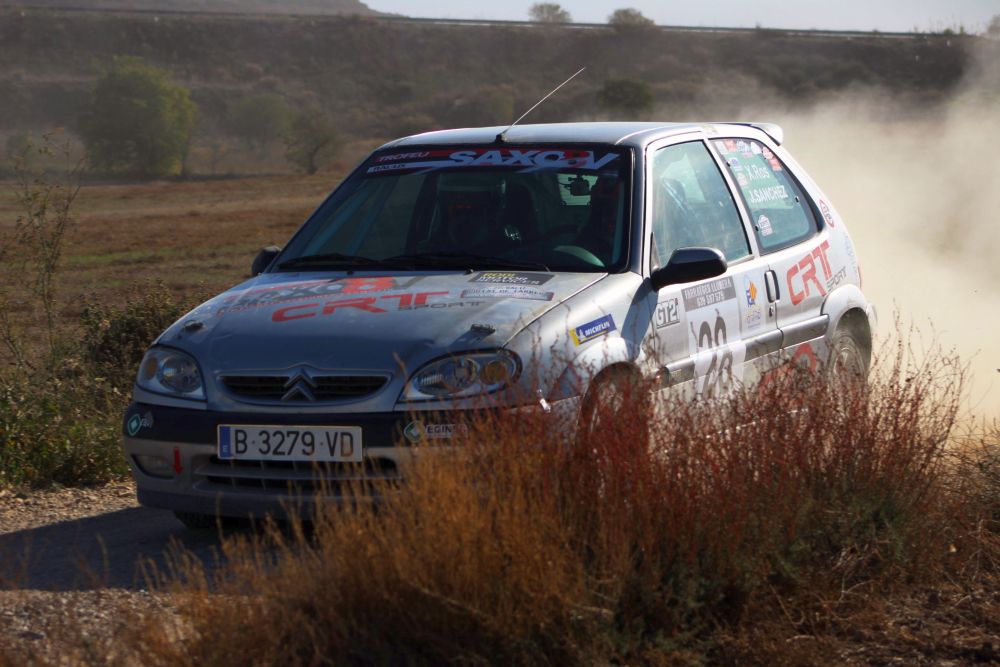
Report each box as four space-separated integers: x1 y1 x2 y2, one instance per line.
173 511 218 531
829 327 869 383
579 369 650 446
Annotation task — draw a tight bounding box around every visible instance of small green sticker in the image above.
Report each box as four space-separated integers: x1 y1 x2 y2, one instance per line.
126 414 142 436
403 421 423 443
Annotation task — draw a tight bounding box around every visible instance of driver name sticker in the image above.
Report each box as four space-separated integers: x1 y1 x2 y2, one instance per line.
470 271 553 286
460 286 554 301
570 314 616 346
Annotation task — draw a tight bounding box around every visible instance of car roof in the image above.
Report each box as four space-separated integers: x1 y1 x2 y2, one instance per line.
381 121 783 150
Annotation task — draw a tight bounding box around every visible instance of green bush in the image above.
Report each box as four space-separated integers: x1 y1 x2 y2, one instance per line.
80 282 193 389
78 57 197 177
0 368 127 488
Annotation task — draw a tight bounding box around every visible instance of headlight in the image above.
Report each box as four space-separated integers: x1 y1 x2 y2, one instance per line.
136 347 205 400
402 350 520 401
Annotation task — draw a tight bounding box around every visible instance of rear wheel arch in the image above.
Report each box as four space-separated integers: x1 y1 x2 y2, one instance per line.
833 307 872 369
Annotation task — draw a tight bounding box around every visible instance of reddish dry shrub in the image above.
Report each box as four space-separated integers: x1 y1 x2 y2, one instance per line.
117 344 964 665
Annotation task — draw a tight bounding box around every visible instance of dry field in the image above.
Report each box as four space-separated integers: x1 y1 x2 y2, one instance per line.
0 173 341 319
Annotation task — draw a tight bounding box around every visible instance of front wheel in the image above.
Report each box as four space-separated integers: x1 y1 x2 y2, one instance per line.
578 369 650 448
173 511 218 531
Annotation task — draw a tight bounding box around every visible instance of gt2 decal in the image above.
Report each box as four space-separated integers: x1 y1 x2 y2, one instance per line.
786 240 833 306
654 297 679 329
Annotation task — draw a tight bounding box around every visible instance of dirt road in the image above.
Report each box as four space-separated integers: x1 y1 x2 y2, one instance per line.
0 481 227 592
0 481 227 653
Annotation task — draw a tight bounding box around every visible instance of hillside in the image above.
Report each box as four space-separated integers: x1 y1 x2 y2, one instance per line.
0 7 985 173
0 0 379 15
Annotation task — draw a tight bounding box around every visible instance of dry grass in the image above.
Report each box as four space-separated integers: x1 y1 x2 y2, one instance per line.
0 172 337 324
4 344 985 665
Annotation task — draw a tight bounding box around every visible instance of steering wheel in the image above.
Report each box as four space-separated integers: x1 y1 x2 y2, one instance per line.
553 245 605 268
542 224 580 240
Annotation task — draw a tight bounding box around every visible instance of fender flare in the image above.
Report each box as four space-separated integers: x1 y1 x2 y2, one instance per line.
548 335 640 402
821 284 876 366
821 284 876 334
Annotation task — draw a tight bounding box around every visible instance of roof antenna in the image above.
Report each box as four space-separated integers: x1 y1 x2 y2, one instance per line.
495 67 585 144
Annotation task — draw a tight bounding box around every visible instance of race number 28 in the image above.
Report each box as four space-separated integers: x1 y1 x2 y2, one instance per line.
695 311 735 398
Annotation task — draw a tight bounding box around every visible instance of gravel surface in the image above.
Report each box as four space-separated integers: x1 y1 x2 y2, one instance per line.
0 481 138 536
0 480 217 661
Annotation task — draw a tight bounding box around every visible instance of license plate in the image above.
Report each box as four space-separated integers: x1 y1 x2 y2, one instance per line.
217 425 362 462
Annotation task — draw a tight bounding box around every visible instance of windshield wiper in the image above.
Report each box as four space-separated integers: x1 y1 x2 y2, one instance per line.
277 253 394 270
384 252 550 272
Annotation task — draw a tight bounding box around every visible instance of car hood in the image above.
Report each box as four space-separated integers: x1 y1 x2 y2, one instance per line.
163 270 604 372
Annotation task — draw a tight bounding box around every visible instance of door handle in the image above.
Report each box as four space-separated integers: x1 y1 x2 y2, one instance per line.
764 270 780 303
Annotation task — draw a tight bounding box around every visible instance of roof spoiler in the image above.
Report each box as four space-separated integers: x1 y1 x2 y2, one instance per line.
719 122 784 145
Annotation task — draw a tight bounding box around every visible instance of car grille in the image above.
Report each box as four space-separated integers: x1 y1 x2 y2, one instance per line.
194 456 400 495
221 374 388 402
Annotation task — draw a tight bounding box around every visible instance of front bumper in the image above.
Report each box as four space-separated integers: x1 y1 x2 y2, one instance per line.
123 397 580 520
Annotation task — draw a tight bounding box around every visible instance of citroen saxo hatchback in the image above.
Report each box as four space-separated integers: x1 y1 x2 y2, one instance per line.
123 122 875 527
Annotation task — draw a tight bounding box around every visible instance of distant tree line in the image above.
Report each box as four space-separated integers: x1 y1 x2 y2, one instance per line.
0 8 991 179
76 58 340 177
529 4 656 27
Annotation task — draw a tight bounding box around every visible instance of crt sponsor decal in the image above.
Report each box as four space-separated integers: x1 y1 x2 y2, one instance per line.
786 240 834 306
271 291 490 322
570 314 616 346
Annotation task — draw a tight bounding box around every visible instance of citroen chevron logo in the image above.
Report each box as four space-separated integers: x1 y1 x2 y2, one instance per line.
282 368 318 402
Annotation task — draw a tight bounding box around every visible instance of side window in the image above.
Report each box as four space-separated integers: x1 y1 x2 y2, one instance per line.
713 138 817 252
650 141 750 267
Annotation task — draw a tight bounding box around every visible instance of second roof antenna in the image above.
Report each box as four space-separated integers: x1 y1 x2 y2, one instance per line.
495 67 586 144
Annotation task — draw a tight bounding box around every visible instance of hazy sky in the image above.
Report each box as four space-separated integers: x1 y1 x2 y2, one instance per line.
365 0 999 33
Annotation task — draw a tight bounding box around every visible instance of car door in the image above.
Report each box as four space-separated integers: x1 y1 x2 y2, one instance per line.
711 137 827 371
645 139 778 398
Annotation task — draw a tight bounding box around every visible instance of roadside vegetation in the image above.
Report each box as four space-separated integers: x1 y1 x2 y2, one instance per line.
2 335 999 664
0 136 197 487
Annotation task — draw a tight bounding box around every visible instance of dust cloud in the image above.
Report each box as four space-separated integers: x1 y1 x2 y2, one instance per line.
735 43 1000 417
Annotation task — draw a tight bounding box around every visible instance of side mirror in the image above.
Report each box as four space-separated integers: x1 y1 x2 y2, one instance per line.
650 247 727 290
251 246 282 276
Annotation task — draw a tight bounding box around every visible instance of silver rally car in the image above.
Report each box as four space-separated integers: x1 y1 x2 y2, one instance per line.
123 122 875 526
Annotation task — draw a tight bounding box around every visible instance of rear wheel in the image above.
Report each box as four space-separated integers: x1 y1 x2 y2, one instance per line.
829 327 868 383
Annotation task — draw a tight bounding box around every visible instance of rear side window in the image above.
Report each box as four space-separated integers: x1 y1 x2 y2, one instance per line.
713 139 816 252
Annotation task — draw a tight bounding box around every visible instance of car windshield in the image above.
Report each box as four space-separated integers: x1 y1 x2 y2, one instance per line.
277 145 632 273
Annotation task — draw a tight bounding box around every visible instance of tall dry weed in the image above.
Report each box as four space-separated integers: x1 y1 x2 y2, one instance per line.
106 339 969 665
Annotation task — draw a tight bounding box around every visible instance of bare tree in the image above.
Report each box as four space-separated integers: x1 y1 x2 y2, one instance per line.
529 2 571 24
